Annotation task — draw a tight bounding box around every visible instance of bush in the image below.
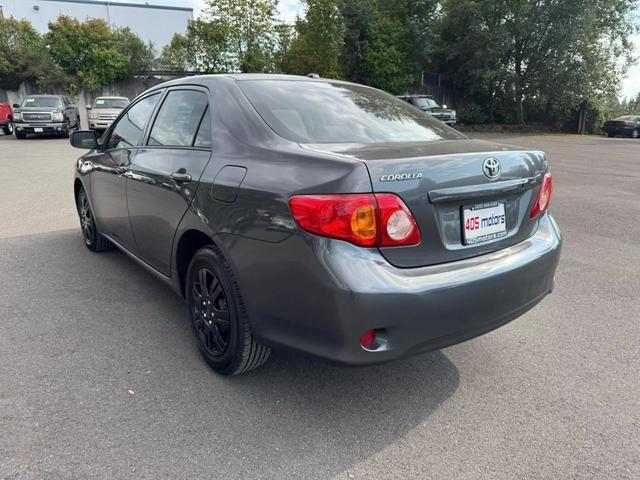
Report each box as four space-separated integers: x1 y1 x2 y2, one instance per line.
458 103 488 125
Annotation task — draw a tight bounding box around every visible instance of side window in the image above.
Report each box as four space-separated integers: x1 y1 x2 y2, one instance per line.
194 106 212 148
148 90 208 147
108 93 160 150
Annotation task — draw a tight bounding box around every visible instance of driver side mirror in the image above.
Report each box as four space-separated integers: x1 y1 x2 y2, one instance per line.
12 104 19 109
86 105 92 110
442 104 448 109
70 130 98 150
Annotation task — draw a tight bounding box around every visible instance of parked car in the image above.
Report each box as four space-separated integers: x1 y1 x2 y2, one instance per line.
13 94 80 139
70 74 561 375
87 96 130 132
602 115 640 138
0 102 14 135
397 94 457 126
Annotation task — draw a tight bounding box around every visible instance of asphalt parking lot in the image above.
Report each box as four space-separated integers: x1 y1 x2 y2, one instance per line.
1 132 639 480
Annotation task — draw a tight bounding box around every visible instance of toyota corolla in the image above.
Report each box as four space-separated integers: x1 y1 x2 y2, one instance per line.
70 74 561 375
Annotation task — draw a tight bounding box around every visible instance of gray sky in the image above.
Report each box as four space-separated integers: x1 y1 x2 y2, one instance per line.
117 0 640 99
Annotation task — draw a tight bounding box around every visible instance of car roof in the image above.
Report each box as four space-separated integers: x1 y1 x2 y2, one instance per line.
146 73 373 92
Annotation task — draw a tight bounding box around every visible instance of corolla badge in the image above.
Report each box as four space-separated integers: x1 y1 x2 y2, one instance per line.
482 157 502 179
380 172 423 182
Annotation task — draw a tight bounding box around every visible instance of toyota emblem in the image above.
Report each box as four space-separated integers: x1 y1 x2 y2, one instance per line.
482 157 501 179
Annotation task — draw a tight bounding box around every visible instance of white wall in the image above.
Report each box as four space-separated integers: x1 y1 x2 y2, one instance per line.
0 0 193 50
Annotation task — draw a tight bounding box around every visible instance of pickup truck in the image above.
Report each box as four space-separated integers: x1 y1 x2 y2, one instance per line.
13 94 80 139
0 102 14 135
86 96 129 131
397 94 457 126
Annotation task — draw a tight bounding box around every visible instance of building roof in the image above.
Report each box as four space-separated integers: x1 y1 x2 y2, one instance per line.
35 0 193 12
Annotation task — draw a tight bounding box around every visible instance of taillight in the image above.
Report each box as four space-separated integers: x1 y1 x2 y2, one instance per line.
530 172 553 218
289 193 421 247
375 193 421 246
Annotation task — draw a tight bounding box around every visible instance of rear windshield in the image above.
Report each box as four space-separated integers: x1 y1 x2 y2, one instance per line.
239 80 464 144
22 96 62 108
615 116 639 121
94 98 129 109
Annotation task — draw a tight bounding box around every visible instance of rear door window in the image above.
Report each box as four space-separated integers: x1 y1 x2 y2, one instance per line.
147 90 209 147
108 93 160 149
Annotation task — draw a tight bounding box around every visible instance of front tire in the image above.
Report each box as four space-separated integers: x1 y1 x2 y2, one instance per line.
76 187 114 252
15 130 26 139
607 132 615 138
186 246 271 375
61 120 71 139
2 120 14 135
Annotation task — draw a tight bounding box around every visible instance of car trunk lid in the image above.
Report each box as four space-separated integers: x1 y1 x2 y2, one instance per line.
304 139 548 268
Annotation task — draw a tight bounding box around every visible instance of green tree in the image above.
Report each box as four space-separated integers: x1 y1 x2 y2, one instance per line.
161 19 233 72
288 0 345 78
0 17 64 90
114 27 155 77
338 0 438 93
161 0 279 73
46 16 153 91
272 22 295 73
204 0 279 72
436 0 638 126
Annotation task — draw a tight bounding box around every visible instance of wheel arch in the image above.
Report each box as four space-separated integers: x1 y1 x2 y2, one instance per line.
175 229 216 297
73 178 84 206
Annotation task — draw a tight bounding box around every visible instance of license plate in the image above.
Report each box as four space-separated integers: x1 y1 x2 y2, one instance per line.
462 202 507 245
34 127 43 133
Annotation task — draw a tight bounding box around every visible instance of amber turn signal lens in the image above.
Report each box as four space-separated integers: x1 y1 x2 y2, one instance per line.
351 204 377 240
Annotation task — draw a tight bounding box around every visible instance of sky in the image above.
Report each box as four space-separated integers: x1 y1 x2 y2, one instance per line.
118 0 640 99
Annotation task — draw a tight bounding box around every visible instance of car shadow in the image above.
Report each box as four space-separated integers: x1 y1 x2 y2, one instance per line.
1 228 460 479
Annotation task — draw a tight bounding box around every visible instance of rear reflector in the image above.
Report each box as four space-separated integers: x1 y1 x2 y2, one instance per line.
530 172 553 218
289 193 421 247
360 329 377 349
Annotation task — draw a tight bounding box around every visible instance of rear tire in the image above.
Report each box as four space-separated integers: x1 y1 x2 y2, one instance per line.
2 120 14 135
186 246 271 375
76 187 114 252
632 129 639 139
607 132 615 138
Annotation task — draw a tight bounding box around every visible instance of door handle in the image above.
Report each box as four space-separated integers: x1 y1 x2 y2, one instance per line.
115 166 127 174
170 171 192 183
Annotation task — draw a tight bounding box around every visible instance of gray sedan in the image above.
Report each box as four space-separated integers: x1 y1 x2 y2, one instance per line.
70 74 561 375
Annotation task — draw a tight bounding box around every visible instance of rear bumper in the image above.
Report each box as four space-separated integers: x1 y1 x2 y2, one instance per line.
15 122 67 134
234 213 562 365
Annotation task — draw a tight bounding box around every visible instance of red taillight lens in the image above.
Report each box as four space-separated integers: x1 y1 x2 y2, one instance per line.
289 193 421 247
530 173 553 218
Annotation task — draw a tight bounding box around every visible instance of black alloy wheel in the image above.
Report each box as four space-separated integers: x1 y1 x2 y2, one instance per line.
191 267 231 357
78 189 95 247
186 247 271 375
76 187 113 252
